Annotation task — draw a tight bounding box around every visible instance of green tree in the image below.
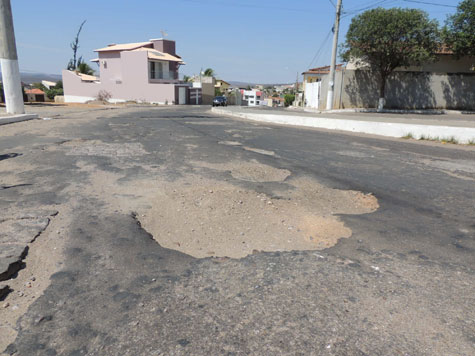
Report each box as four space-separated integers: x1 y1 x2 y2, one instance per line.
76 61 95 75
341 8 440 110
45 88 63 100
203 68 215 77
31 82 47 91
214 88 223 96
182 75 192 82
45 81 64 100
443 0 475 58
284 93 295 107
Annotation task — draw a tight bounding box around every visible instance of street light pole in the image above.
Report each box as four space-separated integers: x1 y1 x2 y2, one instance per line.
0 0 25 114
326 0 342 111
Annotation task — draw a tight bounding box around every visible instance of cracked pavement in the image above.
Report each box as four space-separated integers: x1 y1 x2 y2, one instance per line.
0 105 474 355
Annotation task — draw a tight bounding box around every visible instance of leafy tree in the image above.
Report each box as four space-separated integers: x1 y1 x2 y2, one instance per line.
76 61 95 75
246 85 251 90
44 81 64 100
45 88 63 100
341 8 440 110
67 20 87 70
284 93 295 107
31 82 47 91
443 0 475 58
214 88 224 96
182 75 192 82
203 68 215 77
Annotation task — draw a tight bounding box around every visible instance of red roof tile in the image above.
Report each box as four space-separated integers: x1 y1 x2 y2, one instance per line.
25 88 45 95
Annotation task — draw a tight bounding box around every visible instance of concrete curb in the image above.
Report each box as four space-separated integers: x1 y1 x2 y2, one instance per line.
290 107 475 115
211 108 475 144
0 113 39 126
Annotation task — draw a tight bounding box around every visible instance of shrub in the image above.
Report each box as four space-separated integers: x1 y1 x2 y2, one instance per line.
96 90 112 102
284 94 295 107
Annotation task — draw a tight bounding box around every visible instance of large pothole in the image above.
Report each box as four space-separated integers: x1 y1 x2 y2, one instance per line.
137 161 378 258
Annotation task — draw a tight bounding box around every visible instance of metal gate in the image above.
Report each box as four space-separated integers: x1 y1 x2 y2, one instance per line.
305 81 321 109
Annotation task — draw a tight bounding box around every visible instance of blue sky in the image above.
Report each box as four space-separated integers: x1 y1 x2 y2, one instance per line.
12 0 460 83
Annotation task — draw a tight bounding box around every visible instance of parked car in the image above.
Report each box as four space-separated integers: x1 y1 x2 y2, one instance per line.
212 96 227 107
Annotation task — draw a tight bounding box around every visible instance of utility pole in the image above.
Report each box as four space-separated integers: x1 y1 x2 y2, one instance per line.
0 0 24 114
326 0 342 111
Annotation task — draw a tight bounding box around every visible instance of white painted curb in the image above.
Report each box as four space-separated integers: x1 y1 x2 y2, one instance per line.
212 108 475 144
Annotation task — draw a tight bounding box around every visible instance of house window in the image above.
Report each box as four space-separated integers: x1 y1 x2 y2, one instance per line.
150 62 156 79
157 62 163 79
150 61 164 79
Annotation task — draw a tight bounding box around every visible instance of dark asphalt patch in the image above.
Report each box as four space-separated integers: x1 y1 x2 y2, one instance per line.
0 153 21 161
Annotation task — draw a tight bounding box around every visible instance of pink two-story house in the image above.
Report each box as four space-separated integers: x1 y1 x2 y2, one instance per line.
62 38 200 105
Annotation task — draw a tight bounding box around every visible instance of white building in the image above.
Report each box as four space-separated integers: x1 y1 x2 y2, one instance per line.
240 89 264 106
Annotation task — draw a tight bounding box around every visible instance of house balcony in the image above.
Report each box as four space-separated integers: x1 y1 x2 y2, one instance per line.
149 71 180 83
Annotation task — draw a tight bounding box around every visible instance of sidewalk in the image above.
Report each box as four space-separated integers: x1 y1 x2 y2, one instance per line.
211 106 475 144
0 113 38 126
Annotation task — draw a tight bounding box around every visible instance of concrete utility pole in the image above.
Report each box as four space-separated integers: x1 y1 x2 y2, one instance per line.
326 0 342 111
0 0 25 114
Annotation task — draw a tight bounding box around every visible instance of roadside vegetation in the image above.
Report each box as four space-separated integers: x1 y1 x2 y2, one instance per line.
341 8 440 111
284 93 295 107
442 0 475 59
31 81 64 100
402 132 475 145
341 0 474 111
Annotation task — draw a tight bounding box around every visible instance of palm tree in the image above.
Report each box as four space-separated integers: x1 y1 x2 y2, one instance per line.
76 62 95 75
203 68 215 77
183 75 192 82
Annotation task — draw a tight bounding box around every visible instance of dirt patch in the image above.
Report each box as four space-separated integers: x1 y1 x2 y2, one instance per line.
218 141 242 146
137 174 377 259
71 158 378 259
63 140 148 157
194 160 291 182
243 146 276 156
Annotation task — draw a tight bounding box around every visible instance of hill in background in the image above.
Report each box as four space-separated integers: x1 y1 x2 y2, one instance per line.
0 71 62 85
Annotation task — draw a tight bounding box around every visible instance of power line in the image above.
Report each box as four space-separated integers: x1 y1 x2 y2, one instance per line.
343 0 394 17
177 0 311 13
328 0 336 7
305 29 333 70
401 0 457 7
342 0 402 18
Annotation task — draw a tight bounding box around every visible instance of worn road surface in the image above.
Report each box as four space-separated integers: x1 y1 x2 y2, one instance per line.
0 105 474 355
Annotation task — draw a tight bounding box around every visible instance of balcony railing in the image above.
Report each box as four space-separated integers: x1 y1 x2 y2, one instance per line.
150 70 179 81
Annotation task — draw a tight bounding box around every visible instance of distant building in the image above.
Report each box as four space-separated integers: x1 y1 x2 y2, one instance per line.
215 79 230 93
192 75 215 105
240 89 264 106
41 80 57 89
63 38 200 105
265 96 285 107
25 88 46 102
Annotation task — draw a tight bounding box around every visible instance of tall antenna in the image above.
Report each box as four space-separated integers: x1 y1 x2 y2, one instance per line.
160 29 169 38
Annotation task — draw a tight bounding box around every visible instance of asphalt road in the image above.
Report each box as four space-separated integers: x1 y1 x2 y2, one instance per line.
1 106 474 355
